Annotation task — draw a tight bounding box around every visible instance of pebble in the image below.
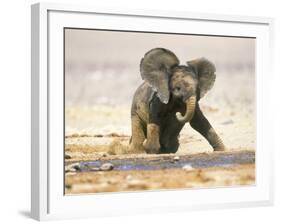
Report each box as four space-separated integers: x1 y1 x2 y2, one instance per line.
65 172 76 176
173 156 180 161
72 163 82 171
90 167 101 171
220 119 234 125
65 167 76 173
65 154 72 159
126 175 133 181
127 179 147 188
65 163 81 172
101 152 108 157
84 164 100 171
182 164 194 171
100 163 114 171
65 184 72 189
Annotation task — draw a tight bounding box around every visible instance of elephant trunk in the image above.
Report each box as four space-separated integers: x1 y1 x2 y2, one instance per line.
176 95 197 123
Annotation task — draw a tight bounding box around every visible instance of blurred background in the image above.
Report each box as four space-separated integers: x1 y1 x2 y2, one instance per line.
65 29 255 106
65 28 255 151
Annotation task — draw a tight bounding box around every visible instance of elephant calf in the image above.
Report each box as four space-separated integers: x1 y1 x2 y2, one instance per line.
129 48 226 154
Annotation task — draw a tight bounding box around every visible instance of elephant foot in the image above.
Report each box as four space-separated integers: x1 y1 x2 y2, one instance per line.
208 130 227 152
143 139 160 154
213 142 227 152
128 143 146 154
214 146 227 152
160 141 179 154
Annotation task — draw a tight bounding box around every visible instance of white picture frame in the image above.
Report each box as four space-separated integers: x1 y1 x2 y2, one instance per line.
31 2 274 221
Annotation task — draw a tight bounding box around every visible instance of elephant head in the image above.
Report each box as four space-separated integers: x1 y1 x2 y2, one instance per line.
140 48 216 123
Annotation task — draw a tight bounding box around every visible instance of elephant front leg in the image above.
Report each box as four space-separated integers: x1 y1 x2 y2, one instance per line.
129 116 146 153
143 123 161 154
190 105 226 151
143 95 162 154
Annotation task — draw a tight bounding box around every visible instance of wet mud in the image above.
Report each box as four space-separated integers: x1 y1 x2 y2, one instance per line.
66 151 255 172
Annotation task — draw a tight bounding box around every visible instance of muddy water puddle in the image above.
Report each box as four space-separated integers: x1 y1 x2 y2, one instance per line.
66 151 255 172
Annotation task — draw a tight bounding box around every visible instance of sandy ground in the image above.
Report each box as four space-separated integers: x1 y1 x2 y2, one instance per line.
65 164 255 194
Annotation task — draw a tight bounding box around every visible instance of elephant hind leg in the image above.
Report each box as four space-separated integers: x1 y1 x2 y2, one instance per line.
129 115 146 153
190 105 226 151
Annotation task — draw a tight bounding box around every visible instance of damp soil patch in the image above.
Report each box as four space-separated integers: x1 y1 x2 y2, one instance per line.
65 150 255 172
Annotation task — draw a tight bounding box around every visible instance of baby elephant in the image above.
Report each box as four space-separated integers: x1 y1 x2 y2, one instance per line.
129 48 226 154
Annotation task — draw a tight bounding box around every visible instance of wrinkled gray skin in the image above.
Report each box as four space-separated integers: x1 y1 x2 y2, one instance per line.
129 48 226 154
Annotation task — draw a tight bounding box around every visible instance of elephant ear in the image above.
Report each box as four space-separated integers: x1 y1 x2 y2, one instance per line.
187 58 216 98
140 48 179 104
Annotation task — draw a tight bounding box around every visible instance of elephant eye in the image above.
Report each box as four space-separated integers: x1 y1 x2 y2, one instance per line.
175 87 181 91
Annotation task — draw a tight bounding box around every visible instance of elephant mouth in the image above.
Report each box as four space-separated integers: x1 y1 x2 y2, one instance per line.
176 95 196 123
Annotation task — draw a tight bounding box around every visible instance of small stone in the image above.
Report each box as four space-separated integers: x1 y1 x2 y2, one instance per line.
127 179 148 189
65 167 76 173
72 163 82 171
65 154 71 159
65 172 76 176
173 156 180 161
100 163 114 171
127 179 142 185
90 167 101 171
84 163 101 171
182 164 193 171
220 119 234 125
65 163 81 172
126 175 133 181
100 152 109 157
65 184 72 189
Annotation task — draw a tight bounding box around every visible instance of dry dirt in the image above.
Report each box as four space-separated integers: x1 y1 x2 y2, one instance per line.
65 164 255 194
